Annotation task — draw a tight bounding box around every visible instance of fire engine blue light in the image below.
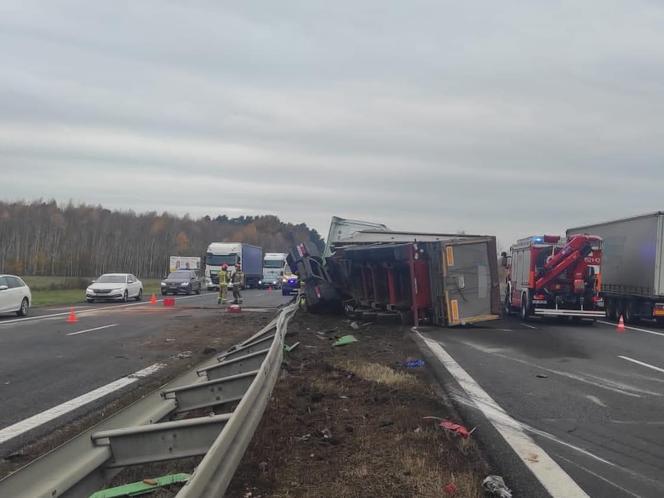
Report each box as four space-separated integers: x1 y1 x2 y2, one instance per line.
532 236 544 243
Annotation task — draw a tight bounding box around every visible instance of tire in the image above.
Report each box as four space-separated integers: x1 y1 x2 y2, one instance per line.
503 293 512 316
122 291 129 303
624 301 638 324
161 290 167 296
16 298 29 317
86 298 94 303
520 293 530 322
135 288 143 301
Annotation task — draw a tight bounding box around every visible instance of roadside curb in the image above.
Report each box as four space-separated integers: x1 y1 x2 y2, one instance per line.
411 330 552 498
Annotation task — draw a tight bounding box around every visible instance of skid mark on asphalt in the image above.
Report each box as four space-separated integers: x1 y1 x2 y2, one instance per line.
554 454 642 498
457 340 659 398
417 331 590 498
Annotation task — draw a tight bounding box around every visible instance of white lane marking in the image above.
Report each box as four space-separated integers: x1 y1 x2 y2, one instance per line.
598 320 664 338
0 363 166 445
554 455 642 498
618 355 664 375
0 293 210 327
522 323 538 329
66 323 118 336
417 331 589 498
585 395 607 408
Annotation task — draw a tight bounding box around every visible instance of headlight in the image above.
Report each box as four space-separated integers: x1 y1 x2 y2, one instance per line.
259 280 263 285
112 288 124 292
282 278 288 283
160 282 166 286
180 282 189 286
86 287 93 293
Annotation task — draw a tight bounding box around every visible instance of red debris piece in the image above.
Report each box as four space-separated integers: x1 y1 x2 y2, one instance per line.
440 419 471 439
443 482 458 495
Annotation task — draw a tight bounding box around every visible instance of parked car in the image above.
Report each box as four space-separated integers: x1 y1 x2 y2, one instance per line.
0 274 31 317
161 270 202 295
86 273 143 303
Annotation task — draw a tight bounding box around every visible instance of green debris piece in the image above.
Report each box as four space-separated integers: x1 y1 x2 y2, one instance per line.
89 473 191 498
284 341 300 352
333 335 359 347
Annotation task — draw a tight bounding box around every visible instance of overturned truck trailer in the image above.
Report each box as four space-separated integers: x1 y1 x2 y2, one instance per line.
328 233 501 326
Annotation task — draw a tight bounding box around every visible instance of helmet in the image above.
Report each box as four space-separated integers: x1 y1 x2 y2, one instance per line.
222 264 228 270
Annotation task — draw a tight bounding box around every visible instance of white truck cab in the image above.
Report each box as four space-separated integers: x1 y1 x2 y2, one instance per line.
260 252 289 288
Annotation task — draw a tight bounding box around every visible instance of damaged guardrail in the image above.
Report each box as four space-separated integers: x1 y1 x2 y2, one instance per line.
0 303 297 498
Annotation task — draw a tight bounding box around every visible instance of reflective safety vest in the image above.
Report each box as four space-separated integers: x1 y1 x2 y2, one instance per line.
218 270 229 286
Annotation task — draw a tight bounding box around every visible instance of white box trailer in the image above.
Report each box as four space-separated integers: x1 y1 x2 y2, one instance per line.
567 212 664 323
168 256 201 273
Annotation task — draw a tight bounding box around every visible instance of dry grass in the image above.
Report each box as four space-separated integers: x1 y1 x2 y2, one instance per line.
335 360 418 387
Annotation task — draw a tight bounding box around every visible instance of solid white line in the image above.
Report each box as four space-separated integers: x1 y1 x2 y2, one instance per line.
598 320 664 337
618 355 664 375
66 323 118 336
522 323 537 329
0 293 210 327
0 363 166 445
416 331 589 498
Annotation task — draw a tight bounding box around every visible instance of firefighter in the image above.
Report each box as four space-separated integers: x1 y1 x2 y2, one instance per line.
217 264 229 304
231 263 243 304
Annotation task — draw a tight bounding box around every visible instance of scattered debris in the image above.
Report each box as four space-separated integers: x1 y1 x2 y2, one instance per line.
536 374 549 379
443 482 458 495
173 351 193 360
439 419 474 439
404 359 425 368
89 473 191 498
482 475 512 498
333 335 358 347
350 321 360 330
320 428 333 441
284 342 300 352
165 338 176 343
297 433 312 442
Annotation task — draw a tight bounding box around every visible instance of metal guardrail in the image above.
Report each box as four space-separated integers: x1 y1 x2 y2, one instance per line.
0 303 298 498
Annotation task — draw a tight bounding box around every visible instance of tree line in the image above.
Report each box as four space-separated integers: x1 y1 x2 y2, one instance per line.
0 200 324 278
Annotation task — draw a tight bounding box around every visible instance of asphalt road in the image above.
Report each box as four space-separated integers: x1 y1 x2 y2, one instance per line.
419 317 664 498
0 289 290 438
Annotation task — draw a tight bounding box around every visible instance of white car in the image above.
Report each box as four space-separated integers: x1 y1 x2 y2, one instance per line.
0 274 32 317
86 273 143 303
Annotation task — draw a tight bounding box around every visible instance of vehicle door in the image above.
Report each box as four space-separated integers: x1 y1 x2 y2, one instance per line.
443 241 495 325
127 275 139 297
5 276 24 311
0 276 10 312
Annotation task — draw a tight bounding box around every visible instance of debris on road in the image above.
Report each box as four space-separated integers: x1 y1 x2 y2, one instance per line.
332 335 358 347
172 351 192 360
482 475 512 498
438 419 475 439
89 472 191 497
350 321 360 330
284 341 300 352
536 374 549 379
443 482 459 495
404 359 425 368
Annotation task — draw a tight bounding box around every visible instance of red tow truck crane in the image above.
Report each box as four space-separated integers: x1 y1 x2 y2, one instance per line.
503 234 604 321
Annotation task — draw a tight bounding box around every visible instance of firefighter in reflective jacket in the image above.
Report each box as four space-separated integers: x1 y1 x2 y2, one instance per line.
217 264 229 304
230 263 243 304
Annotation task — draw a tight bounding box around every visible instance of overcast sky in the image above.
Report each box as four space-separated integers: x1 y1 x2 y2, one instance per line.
2 1 664 249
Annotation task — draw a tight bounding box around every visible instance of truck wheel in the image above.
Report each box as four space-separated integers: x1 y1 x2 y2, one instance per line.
624 302 638 324
520 293 530 322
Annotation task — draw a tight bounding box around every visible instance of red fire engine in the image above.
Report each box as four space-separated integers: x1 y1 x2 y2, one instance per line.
503 234 604 321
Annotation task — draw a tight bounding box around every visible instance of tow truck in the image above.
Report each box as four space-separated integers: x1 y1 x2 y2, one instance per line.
503 234 604 321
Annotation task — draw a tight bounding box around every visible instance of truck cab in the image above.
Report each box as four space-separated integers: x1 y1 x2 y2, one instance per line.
205 243 242 290
260 252 288 289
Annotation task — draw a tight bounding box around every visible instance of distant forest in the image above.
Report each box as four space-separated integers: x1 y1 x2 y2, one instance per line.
0 200 324 278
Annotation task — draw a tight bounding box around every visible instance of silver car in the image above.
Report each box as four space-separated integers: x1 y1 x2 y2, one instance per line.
0 275 32 317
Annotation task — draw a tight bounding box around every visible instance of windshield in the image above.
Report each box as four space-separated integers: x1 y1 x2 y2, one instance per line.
97 275 126 283
206 253 237 266
167 271 191 279
263 259 285 269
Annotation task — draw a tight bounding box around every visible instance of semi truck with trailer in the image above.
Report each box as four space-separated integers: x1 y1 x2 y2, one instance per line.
503 234 604 321
204 243 263 290
260 252 289 288
568 212 664 323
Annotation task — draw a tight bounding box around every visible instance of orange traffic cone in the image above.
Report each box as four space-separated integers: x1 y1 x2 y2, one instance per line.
617 315 625 333
268 286 273 293
66 307 78 324
149 293 157 305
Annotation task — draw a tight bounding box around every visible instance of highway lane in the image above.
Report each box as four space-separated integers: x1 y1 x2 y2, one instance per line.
0 289 290 447
419 317 664 498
